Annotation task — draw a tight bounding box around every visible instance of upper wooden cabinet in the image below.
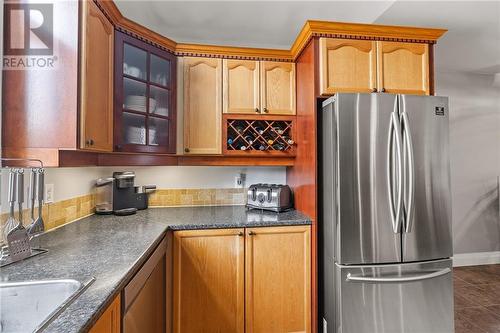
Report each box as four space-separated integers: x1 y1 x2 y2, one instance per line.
319 38 377 94
89 295 121 333
377 41 430 95
223 59 260 114
319 38 431 95
223 60 296 115
260 61 296 115
80 0 114 152
245 226 311 333
173 228 245 333
183 57 222 155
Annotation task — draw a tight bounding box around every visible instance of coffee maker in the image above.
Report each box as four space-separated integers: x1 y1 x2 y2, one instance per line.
95 171 156 215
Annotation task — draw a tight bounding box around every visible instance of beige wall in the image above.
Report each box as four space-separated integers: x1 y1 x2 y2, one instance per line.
436 71 500 254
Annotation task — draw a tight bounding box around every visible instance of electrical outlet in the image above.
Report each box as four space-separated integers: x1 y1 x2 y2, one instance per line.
45 183 54 203
234 173 246 188
235 176 243 188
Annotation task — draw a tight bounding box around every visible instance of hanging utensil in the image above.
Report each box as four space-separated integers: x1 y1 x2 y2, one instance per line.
27 168 45 239
7 169 31 261
3 169 18 243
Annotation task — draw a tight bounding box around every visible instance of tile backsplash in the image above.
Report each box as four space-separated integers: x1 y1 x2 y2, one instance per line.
148 188 246 207
0 188 246 237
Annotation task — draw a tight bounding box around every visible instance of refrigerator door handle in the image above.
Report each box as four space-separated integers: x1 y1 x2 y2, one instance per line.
346 268 451 283
387 109 404 233
401 112 415 233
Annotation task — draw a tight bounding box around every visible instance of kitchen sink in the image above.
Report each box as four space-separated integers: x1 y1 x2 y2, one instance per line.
0 278 94 333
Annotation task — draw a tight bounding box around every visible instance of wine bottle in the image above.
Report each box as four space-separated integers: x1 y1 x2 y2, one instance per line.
234 125 245 133
282 136 294 145
239 144 247 151
227 137 235 145
254 126 265 135
244 134 255 144
253 141 266 151
273 126 284 135
272 143 285 151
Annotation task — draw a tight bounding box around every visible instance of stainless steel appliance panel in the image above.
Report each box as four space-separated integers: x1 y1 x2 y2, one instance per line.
335 259 454 333
399 95 453 262
336 93 402 264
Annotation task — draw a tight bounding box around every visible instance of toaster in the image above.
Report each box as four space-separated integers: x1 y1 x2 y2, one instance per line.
246 184 293 212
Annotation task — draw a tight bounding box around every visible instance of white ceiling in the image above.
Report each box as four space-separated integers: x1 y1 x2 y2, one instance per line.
116 1 500 74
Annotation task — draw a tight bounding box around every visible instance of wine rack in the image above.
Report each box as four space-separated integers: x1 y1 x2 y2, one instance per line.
223 115 296 156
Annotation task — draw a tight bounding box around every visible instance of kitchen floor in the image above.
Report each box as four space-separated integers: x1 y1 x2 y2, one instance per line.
454 264 500 333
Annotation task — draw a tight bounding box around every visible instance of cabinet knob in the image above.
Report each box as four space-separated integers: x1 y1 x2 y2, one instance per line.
255 108 260 113
372 88 377 93
115 144 122 151
238 231 244 236
86 139 94 146
248 231 256 236
263 108 269 113
184 148 190 153
381 88 386 93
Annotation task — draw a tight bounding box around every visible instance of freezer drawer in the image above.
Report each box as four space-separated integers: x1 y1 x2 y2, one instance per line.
335 259 453 333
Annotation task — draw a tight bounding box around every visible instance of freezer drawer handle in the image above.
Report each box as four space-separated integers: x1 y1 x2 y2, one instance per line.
346 268 451 283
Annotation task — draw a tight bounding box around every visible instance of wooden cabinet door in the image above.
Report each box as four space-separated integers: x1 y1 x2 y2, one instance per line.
319 38 377 95
377 41 430 95
260 61 296 115
80 0 114 151
173 228 245 333
89 295 121 333
223 59 260 114
183 57 222 154
245 225 311 333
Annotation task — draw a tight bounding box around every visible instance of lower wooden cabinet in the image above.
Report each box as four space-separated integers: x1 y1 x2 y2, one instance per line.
245 226 311 333
173 228 245 333
89 295 121 333
173 226 311 333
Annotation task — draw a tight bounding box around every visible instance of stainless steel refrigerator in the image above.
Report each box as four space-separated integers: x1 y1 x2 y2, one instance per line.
320 93 454 333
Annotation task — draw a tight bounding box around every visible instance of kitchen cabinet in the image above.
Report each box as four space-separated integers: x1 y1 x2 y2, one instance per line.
89 295 121 333
183 57 223 154
319 38 377 94
173 228 245 332
260 61 296 115
245 225 311 333
79 0 114 152
223 59 296 115
114 31 177 153
123 237 167 333
172 225 310 332
377 41 430 95
319 38 430 95
223 59 260 114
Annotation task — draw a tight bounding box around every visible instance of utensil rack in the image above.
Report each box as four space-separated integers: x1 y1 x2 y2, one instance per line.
223 115 296 156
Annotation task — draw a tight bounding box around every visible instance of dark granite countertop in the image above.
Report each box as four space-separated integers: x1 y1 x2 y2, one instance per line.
0 206 311 333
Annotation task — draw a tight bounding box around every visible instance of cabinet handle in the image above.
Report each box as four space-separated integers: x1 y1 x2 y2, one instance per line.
248 231 256 236
86 139 94 146
238 231 244 236
255 108 260 113
372 88 377 93
263 108 269 113
381 88 386 93
115 145 122 151
184 148 190 153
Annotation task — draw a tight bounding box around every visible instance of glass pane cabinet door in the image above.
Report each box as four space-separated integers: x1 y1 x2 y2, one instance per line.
123 43 147 80
150 54 170 87
115 31 177 153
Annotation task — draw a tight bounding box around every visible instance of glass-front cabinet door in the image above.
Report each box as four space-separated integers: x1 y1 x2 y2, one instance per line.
114 31 176 153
